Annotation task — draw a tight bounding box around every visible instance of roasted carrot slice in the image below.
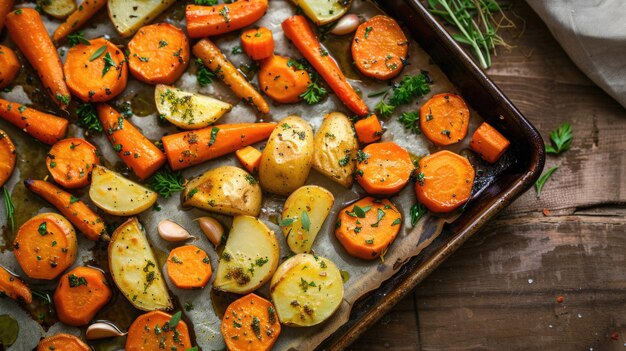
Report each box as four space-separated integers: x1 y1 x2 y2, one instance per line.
282 15 369 116
0 0 14 30
162 122 276 171
64 38 128 102
241 27 274 61
335 197 402 260
46 138 100 189
420 93 470 146
193 38 270 114
97 103 166 180
52 0 107 42
221 293 281 351
5 8 71 109
24 179 107 241
0 129 16 188
0 265 32 303
127 23 190 85
54 266 112 326
37 334 90 351
166 245 212 289
258 55 310 104
0 99 68 145
470 122 510 163
236 146 262 174
355 141 413 195
186 0 268 38
354 114 383 144
13 213 77 280
352 15 409 81
126 311 192 351
415 150 475 213
0 45 19 89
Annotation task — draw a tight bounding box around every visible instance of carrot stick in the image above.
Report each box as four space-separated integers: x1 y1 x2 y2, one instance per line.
0 129 16 188
97 103 166 180
469 122 510 163
126 311 192 351
282 15 369 116
0 265 32 303
37 334 90 351
46 138 100 189
0 98 68 145
420 93 470 146
52 0 106 42
415 150 475 213
0 45 19 89
258 55 310 104
162 122 276 171
354 114 383 144
235 146 262 173
335 197 402 260
241 27 274 61
186 0 268 38
54 266 112 326
166 245 212 289
24 179 108 241
193 38 270 114
0 0 14 30
5 8 71 109
355 141 413 195
13 212 78 280
221 293 281 351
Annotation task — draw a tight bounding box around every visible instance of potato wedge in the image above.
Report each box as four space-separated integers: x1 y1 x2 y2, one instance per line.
182 166 262 217
214 215 279 294
40 0 77 19
109 218 172 311
270 254 343 327
312 112 358 188
89 165 157 216
259 116 314 196
281 185 334 253
288 0 352 25
155 85 232 130
107 0 176 37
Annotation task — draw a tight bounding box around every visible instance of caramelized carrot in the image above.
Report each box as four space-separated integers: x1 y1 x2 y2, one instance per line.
127 23 190 85
97 103 166 180
415 150 475 213
470 122 510 163
13 213 78 280
193 39 270 114
352 16 409 80
0 45 19 89
0 99 68 145
166 245 212 289
241 27 274 61
236 146 262 173
24 179 107 241
162 122 276 171
221 293 281 351
126 311 192 351
5 8 71 109
64 38 128 102
335 197 402 260
52 0 106 42
0 0 14 30
37 334 90 351
46 138 100 189
258 55 310 104
420 93 470 146
54 266 112 326
356 141 413 195
354 114 383 144
0 129 16 188
186 0 269 38
0 265 32 303
282 15 369 116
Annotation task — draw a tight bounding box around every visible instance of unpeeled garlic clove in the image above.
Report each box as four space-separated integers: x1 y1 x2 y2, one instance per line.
158 220 193 242
86 322 126 340
330 14 360 35
196 216 224 247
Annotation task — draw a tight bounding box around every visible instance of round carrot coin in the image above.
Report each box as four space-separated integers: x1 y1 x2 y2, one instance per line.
241 27 274 61
415 150 475 213
54 266 112 326
37 333 90 351
0 129 16 188
46 138 100 189
126 311 192 351
221 293 281 351
166 245 212 289
13 213 77 280
127 23 190 85
356 141 413 195
420 93 470 146
258 55 311 103
0 45 20 89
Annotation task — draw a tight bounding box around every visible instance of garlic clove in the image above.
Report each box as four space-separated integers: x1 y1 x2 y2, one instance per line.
158 220 193 242
86 322 126 340
196 216 224 247
330 14 360 36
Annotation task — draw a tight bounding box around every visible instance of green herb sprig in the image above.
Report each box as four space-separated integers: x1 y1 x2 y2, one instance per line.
3 187 15 233
195 58 215 87
545 123 572 155
410 203 427 227
148 169 186 198
535 166 558 198
76 103 103 133
375 73 431 118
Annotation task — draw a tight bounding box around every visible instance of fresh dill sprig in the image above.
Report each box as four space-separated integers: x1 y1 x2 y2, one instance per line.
148 169 186 198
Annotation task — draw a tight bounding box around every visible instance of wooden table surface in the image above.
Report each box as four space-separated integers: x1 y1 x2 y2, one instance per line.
351 1 626 350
